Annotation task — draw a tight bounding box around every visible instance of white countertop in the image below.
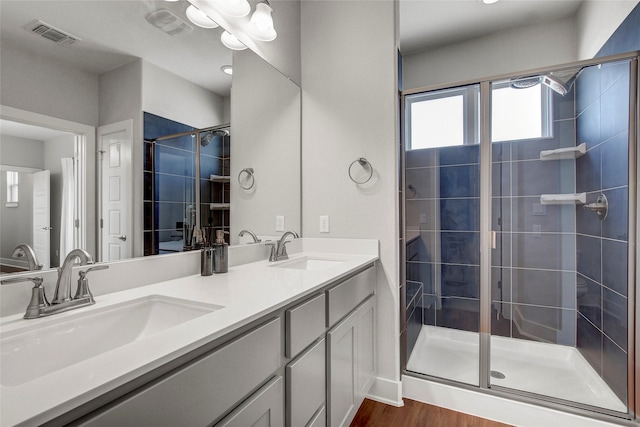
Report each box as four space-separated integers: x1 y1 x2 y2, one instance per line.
0 240 378 426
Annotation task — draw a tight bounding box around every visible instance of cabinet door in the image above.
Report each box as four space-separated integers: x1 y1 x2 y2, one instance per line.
357 296 376 397
327 310 357 427
286 338 325 427
217 376 284 427
327 295 377 427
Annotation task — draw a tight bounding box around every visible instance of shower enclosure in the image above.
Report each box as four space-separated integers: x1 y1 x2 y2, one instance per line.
401 52 638 420
143 113 230 256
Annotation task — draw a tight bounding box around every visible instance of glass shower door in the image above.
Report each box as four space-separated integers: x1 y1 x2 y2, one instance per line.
488 59 632 414
404 84 481 386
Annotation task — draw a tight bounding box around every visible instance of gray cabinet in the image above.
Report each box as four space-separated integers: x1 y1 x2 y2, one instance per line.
79 318 282 427
327 295 376 427
286 338 326 427
71 264 376 427
217 376 284 427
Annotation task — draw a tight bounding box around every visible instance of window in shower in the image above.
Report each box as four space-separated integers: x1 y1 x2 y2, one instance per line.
405 86 480 150
491 82 552 142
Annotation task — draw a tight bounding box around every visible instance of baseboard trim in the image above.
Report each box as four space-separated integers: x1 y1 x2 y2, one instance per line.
366 377 403 407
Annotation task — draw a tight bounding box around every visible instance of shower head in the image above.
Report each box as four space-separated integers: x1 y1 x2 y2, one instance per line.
509 76 541 89
541 68 582 96
200 129 229 147
541 75 570 96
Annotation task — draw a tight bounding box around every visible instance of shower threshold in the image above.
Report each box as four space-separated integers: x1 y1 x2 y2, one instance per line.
406 325 626 413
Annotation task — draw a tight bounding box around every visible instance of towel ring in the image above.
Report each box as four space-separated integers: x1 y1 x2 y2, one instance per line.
348 158 374 184
238 168 255 190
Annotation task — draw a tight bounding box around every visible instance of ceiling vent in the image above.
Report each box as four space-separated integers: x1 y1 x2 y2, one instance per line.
26 20 81 47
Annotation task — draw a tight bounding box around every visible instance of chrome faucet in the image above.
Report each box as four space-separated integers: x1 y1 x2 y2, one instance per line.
0 249 109 319
12 244 42 271
266 231 299 262
52 249 94 304
238 229 261 243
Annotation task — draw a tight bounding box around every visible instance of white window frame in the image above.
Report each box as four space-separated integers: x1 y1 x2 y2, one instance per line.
490 81 553 143
405 85 480 151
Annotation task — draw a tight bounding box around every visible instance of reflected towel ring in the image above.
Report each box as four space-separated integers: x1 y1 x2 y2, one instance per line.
348 158 373 184
407 184 417 198
238 167 255 190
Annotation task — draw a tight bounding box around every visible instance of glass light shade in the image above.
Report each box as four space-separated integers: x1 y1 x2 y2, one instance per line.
248 2 277 41
220 31 247 50
216 0 251 17
186 5 219 28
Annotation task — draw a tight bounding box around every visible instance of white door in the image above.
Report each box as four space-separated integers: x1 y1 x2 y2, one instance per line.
32 170 51 269
98 120 133 262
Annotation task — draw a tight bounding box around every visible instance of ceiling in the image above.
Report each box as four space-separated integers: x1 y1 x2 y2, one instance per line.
0 1 584 98
0 0 233 96
399 0 584 55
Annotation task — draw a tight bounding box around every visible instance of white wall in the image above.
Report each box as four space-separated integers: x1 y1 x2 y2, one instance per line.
0 40 99 127
231 49 301 243
577 0 640 59
402 17 578 91
0 135 44 168
301 0 401 403
142 61 226 129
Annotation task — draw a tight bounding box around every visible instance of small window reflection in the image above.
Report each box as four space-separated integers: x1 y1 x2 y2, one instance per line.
6 171 19 206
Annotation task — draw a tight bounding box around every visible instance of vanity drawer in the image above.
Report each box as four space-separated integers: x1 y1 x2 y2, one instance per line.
286 338 325 427
80 317 282 427
326 266 375 327
286 293 326 358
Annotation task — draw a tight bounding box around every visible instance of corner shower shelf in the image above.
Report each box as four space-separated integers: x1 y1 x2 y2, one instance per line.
209 203 230 210
539 143 586 161
540 193 586 205
209 174 231 182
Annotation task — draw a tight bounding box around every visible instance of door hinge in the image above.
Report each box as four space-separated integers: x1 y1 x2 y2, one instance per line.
74 219 80 228
100 218 103 229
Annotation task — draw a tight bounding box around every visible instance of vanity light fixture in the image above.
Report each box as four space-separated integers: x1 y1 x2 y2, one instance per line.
186 5 219 28
216 0 251 18
220 65 233 75
220 30 247 50
482 0 499 3
248 0 277 41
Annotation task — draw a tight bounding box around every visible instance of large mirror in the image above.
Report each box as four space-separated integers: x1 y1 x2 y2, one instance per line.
0 0 301 274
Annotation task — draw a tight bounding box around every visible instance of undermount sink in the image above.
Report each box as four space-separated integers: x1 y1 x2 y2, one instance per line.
0 295 223 387
271 257 345 271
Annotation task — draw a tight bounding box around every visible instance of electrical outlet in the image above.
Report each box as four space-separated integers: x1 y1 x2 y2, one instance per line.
420 213 428 224
320 215 330 233
532 224 542 237
276 215 285 232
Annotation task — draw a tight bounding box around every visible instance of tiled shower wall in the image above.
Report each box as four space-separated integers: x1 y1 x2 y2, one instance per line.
143 112 229 256
405 87 580 355
575 60 630 405
406 144 480 340
491 88 578 346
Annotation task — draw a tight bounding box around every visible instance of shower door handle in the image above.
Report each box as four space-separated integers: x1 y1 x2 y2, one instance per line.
490 231 497 250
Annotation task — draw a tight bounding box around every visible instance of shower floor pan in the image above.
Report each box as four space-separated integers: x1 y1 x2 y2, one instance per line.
406 325 626 413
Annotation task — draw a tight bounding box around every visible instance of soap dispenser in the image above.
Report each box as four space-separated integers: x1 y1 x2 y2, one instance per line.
213 230 229 274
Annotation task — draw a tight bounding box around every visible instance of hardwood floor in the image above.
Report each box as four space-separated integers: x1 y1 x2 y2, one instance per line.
350 398 513 427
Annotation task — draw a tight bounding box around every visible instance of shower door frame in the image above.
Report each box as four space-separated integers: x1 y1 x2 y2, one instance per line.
401 51 640 423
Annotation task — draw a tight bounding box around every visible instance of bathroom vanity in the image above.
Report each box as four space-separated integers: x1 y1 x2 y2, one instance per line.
0 239 378 427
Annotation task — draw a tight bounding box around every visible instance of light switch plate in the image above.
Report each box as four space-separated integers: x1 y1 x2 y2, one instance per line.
320 215 330 233
276 215 285 232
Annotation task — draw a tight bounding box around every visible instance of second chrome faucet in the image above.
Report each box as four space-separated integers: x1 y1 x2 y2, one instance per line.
266 231 299 262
